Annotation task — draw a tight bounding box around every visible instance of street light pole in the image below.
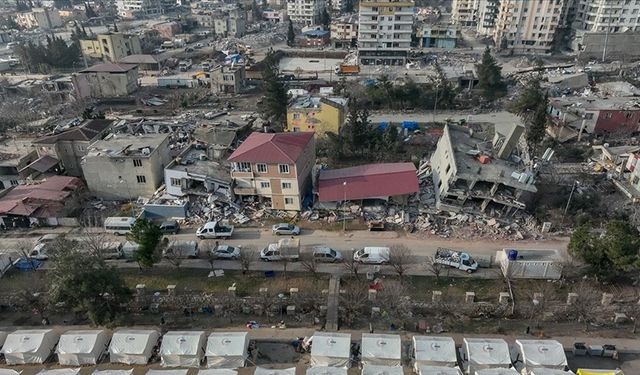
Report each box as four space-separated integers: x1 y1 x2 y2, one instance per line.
342 181 347 232
562 180 578 221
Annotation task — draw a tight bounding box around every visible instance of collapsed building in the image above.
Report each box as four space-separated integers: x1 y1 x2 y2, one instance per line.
430 123 536 216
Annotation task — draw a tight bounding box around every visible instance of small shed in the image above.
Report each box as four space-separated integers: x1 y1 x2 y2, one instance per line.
57 330 110 365
413 336 458 370
306 367 348 375
310 332 351 367
361 334 402 367
361 365 404 375
0 370 21 375
160 331 206 367
205 332 249 368
516 340 568 373
496 249 564 280
1 329 60 365
462 338 512 375
254 368 296 375
109 329 160 365
417 366 463 375
474 369 519 375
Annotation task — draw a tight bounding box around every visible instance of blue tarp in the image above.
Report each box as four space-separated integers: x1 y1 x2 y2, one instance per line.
401 121 418 130
379 121 389 130
14 258 42 271
302 29 329 37
361 79 377 87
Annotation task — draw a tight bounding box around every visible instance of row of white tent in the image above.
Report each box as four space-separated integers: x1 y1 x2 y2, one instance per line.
0 330 249 368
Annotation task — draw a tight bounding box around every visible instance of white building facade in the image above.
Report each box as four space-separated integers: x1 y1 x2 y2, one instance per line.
287 0 326 25
357 0 414 65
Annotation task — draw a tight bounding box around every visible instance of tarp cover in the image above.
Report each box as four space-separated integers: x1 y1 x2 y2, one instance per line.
310 332 351 367
576 371 623 375
463 338 511 374
0 370 21 375
474 369 519 375
147 370 189 375
516 340 568 370
530 370 575 375
0 331 8 349
361 334 402 366
37 369 81 375
205 332 249 369
109 329 160 365
57 330 109 366
198 370 238 375
361 365 404 375
92 371 133 375
418 366 463 375
306 367 348 375
160 331 206 368
413 336 457 368
254 368 296 375
1 329 59 365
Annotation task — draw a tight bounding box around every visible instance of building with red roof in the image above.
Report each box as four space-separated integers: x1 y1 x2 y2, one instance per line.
228 132 315 211
318 163 419 203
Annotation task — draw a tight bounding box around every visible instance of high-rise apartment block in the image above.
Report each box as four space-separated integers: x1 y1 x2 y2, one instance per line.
287 0 326 25
357 0 414 65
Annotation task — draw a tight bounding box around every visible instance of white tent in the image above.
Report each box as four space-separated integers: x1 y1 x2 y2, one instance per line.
254 368 296 375
361 365 404 375
530 370 575 375
516 340 568 372
198 370 238 375
462 338 512 375
310 332 351 367
474 369 519 375
306 367 348 375
206 332 249 369
160 331 206 368
418 366 463 375
1 329 60 365
147 370 189 375
361 334 402 366
413 336 458 370
109 329 160 365
92 370 134 375
57 330 110 366
37 369 81 375
0 370 21 375
0 331 8 349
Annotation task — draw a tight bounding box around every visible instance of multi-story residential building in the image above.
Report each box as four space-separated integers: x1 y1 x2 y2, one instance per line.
263 8 288 23
212 8 246 37
82 133 172 200
0 139 39 190
451 0 479 27
211 65 246 94
286 96 348 136
357 0 414 65
228 132 315 211
493 0 566 54
476 0 500 36
416 24 460 48
116 0 163 18
80 33 142 63
16 8 63 29
287 0 325 26
572 0 640 33
330 14 358 48
164 145 232 198
32 119 114 178
72 63 139 98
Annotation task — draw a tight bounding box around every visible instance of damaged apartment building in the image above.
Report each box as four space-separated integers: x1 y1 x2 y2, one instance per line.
430 123 537 216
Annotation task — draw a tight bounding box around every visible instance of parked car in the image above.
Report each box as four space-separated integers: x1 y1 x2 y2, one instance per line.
160 220 180 234
212 245 240 259
272 223 300 236
29 234 60 260
312 246 342 262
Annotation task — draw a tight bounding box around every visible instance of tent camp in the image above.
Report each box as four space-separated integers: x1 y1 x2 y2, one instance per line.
474 369 519 375
530 370 575 375
516 340 568 372
198 370 238 375
418 366 463 375
310 332 351 367
361 334 402 366
1 329 60 365
462 338 512 375
57 330 110 365
361 365 404 375
413 336 458 370
160 331 206 367
254 368 296 375
576 371 623 375
306 367 348 375
37 370 81 375
205 332 249 368
147 370 189 375
92 371 133 375
109 329 160 365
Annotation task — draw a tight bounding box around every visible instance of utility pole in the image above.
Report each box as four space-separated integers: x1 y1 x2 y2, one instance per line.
562 180 579 222
342 181 347 232
602 5 612 63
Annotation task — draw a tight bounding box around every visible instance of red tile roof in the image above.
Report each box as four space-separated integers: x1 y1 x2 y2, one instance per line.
0 176 84 217
227 132 314 164
318 162 419 202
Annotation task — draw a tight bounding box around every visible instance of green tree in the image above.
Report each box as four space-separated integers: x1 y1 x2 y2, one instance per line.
0 15 19 30
287 19 295 46
260 52 289 128
511 77 545 115
476 46 506 100
525 95 548 157
431 60 456 109
126 218 162 268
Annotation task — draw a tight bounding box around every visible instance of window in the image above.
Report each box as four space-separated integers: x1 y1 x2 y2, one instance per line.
279 164 290 174
136 175 146 183
10 180 18 186
282 182 292 189
170 178 181 186
284 197 294 205
257 163 267 173
260 181 270 188
293 113 301 120
237 162 251 171
133 159 142 167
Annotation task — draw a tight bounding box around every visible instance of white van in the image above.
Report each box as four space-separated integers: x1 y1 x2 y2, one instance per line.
163 240 198 258
104 217 136 235
100 242 124 259
353 247 390 264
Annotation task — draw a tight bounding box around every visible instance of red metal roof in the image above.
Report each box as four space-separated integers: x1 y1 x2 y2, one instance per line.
0 176 84 217
318 162 419 202
227 132 314 163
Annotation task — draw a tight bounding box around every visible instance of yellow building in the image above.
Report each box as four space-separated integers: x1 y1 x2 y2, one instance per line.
286 96 348 137
80 33 142 63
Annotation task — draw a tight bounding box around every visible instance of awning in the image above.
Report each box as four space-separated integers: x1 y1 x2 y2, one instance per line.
22 155 59 173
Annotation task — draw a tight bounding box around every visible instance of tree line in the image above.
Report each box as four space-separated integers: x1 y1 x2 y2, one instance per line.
13 33 83 73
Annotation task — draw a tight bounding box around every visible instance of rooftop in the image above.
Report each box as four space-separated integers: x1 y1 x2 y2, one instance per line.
33 119 113 145
193 126 239 148
0 176 83 217
79 63 137 73
167 145 231 182
118 54 164 65
290 96 348 110
87 133 169 158
228 132 314 164
549 96 640 111
0 139 35 167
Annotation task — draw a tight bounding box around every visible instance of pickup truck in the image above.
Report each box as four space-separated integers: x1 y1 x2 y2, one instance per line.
434 247 478 273
260 238 300 262
29 234 60 260
196 221 234 239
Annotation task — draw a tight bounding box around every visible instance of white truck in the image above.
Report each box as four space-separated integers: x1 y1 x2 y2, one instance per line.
260 238 300 262
434 248 478 273
196 221 234 239
178 59 192 72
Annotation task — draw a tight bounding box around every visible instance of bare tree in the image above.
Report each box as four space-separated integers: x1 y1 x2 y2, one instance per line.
163 248 182 268
339 281 368 328
300 252 319 278
79 231 110 259
567 282 602 332
19 289 49 324
257 288 277 322
426 256 444 280
622 290 640 334
377 280 411 322
388 245 413 282
201 241 217 271
237 247 257 274
342 249 361 281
